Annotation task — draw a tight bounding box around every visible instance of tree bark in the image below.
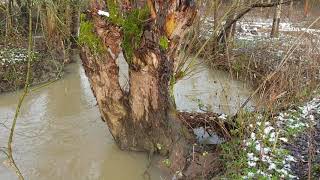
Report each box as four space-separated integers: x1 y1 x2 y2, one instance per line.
304 0 310 17
80 0 196 157
271 0 283 38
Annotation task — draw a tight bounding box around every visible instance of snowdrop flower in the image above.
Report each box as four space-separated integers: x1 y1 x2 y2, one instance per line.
255 142 261 151
263 147 271 154
269 132 276 142
247 172 254 177
250 132 256 140
268 162 276 170
218 114 227 120
279 137 288 143
247 153 254 159
264 126 274 135
248 161 256 167
285 155 296 162
98 10 110 17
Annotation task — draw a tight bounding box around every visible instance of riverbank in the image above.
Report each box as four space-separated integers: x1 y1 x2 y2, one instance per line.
0 46 63 93
173 10 320 178
174 92 320 179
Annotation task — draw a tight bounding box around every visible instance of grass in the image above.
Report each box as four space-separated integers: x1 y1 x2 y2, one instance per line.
78 15 105 55
215 95 320 179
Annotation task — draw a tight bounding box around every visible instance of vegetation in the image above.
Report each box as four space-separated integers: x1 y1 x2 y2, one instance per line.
79 15 105 55
1 0 320 179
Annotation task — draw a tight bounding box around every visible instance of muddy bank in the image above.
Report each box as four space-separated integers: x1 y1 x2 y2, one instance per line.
0 47 63 93
283 97 320 179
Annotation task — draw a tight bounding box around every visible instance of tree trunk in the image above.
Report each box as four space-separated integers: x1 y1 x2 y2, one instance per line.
288 0 294 19
80 0 196 158
304 0 310 17
70 1 80 49
266 0 272 18
5 0 13 40
271 0 282 38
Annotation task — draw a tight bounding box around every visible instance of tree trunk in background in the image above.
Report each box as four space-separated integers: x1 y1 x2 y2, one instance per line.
271 0 282 38
70 1 80 49
5 0 13 40
39 0 78 63
266 0 272 18
288 0 294 19
304 0 310 17
213 0 219 32
80 0 196 161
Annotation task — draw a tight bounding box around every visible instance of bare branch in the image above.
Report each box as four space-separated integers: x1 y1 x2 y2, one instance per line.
218 0 300 41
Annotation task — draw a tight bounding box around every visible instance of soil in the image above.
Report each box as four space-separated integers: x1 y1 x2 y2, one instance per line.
285 108 320 179
0 46 63 93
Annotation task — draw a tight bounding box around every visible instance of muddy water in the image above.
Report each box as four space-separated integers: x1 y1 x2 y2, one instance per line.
0 62 163 180
0 57 255 180
174 65 255 115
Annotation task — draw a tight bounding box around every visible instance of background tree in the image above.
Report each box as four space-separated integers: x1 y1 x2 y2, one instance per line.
271 0 283 37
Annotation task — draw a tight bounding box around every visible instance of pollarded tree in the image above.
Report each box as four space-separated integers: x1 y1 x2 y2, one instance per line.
79 0 196 163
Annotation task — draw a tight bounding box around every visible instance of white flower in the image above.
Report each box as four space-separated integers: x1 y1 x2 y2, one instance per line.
279 137 288 143
269 132 276 142
250 133 256 140
264 126 274 135
248 161 256 167
218 114 227 120
285 155 296 162
247 172 254 177
255 142 261 151
247 153 259 162
268 163 276 170
98 10 110 17
264 147 271 154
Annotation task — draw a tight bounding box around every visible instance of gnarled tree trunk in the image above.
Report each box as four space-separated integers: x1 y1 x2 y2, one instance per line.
80 0 196 161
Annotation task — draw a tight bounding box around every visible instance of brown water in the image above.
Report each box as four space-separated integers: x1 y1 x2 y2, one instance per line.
0 57 255 180
174 65 255 115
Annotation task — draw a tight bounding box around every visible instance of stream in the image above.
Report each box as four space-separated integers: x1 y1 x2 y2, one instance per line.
0 56 255 180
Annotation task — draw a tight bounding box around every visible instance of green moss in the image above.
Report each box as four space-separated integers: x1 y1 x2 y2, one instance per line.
106 1 150 63
159 36 169 50
122 7 149 62
106 0 124 25
78 15 105 55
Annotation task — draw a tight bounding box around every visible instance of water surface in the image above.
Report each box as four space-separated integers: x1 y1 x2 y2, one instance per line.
0 57 255 180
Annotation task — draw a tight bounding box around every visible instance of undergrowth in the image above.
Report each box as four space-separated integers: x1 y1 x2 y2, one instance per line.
107 0 150 62
217 97 320 179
